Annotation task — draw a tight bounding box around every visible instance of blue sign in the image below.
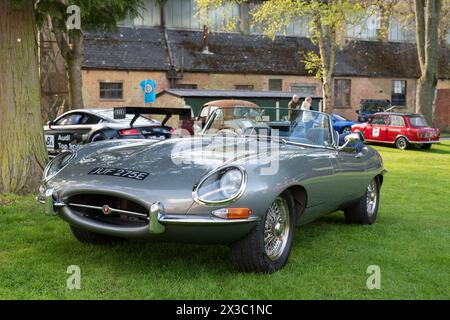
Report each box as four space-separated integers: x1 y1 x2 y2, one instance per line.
140 79 156 104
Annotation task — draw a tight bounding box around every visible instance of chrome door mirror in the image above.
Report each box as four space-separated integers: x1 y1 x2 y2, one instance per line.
338 133 362 153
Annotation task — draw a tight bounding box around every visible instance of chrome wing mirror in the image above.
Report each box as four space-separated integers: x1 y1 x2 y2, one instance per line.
338 133 363 153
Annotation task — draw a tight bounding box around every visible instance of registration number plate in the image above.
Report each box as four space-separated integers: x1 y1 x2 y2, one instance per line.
88 167 149 181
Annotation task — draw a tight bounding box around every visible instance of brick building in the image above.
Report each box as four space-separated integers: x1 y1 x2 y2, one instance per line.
47 0 450 130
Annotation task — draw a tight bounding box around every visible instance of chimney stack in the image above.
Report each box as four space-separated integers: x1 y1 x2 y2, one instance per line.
202 25 212 54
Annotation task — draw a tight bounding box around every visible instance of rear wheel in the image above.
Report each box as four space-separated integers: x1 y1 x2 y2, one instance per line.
344 178 380 225
420 144 432 150
90 132 107 142
395 137 409 150
70 225 123 245
231 191 296 273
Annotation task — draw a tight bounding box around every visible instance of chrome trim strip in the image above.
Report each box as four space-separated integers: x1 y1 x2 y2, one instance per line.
282 139 336 151
68 203 148 219
365 139 440 144
159 215 259 225
407 140 440 144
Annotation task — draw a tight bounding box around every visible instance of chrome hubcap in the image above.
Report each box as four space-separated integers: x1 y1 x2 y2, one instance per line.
366 180 377 216
398 139 406 149
264 197 290 261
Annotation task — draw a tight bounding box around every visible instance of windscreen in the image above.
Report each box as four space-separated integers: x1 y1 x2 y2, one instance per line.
203 107 333 148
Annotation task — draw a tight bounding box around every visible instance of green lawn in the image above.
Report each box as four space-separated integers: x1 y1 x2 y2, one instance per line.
1 142 449 300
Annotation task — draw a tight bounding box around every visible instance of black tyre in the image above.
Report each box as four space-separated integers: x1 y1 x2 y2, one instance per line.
420 144 432 150
90 132 107 142
231 190 297 273
70 225 123 245
344 178 380 225
355 131 365 141
395 137 409 150
342 127 352 134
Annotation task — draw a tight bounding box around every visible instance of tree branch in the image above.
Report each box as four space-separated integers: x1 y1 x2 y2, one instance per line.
52 25 72 60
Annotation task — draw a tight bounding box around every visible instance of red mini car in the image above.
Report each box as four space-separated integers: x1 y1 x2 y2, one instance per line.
351 112 440 150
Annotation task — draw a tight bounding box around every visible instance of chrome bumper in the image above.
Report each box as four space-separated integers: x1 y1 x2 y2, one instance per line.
37 188 66 216
38 188 259 237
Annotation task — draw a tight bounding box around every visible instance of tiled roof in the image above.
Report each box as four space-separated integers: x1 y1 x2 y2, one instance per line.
83 27 450 79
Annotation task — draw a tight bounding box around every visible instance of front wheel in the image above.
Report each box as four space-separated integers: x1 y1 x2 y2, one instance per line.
231 191 297 273
342 126 352 134
344 178 380 225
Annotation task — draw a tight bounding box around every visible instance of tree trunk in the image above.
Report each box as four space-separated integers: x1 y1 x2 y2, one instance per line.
0 0 48 194
416 72 438 124
414 0 441 125
67 30 84 110
240 2 250 35
316 17 335 114
321 69 333 114
53 27 84 111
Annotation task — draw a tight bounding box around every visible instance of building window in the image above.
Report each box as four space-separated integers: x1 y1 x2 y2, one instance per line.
99 82 123 100
391 80 407 106
334 79 351 108
235 85 254 90
269 79 283 91
291 84 317 96
176 84 198 89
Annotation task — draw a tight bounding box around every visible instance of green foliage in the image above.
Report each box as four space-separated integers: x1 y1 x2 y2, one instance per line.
36 0 144 32
195 0 242 30
302 51 322 79
250 0 365 43
195 0 366 81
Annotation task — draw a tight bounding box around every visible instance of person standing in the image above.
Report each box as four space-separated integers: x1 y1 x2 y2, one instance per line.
288 95 301 121
301 96 313 111
301 96 314 127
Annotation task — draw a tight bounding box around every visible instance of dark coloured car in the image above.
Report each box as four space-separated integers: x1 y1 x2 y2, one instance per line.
332 114 356 134
43 108 176 157
352 112 440 150
356 99 391 122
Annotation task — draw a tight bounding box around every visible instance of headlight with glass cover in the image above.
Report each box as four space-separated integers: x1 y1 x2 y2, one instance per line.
43 151 75 181
193 166 247 205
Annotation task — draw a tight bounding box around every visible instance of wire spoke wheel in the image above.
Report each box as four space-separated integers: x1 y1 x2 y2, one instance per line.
366 180 378 217
264 197 290 261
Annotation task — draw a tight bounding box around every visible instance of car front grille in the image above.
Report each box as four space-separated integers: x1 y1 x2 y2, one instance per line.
68 194 149 227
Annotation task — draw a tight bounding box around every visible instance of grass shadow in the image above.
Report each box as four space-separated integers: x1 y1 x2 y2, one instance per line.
47 213 352 276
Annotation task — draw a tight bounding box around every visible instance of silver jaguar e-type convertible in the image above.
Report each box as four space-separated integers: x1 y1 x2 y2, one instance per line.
38 106 385 273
